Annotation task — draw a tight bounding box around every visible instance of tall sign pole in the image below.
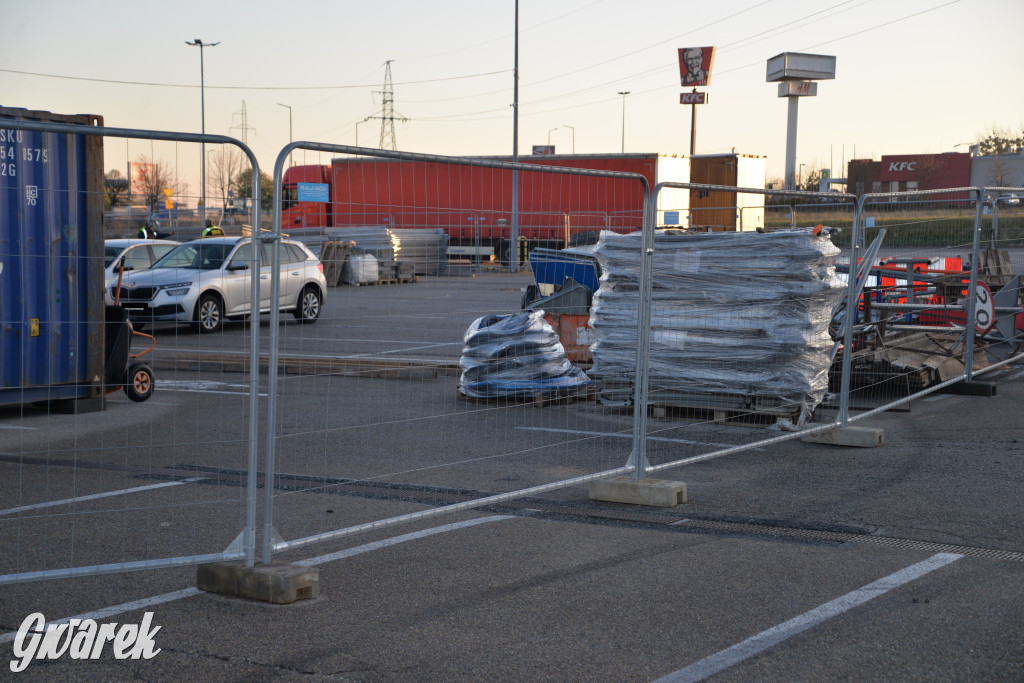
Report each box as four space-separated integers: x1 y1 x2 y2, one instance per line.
678 47 715 156
765 52 836 190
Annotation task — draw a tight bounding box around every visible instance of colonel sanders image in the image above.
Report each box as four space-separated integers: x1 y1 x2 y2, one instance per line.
679 47 715 87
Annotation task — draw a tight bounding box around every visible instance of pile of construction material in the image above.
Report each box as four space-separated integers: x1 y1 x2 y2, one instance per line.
588 228 845 423
319 241 417 287
389 229 449 276
458 311 591 399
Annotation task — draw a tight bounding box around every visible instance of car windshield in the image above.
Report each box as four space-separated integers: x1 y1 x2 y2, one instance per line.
153 242 234 270
104 246 124 268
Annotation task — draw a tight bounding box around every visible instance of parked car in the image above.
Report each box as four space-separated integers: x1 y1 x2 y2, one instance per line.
111 236 327 333
982 193 1021 207
104 239 179 295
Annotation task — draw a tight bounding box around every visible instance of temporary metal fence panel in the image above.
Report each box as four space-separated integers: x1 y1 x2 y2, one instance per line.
0 116 262 585
970 186 1024 378
598 184 857 481
262 144 651 560
832 188 994 423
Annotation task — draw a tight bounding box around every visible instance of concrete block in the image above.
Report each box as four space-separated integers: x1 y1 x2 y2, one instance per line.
939 381 997 397
589 476 687 508
801 425 884 448
198 561 319 604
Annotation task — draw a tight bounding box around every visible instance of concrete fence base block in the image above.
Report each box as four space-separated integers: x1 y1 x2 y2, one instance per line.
589 476 687 508
197 561 320 604
940 381 997 397
801 426 884 448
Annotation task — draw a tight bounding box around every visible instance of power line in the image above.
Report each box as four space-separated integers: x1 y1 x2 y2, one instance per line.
0 67 510 91
417 0 959 122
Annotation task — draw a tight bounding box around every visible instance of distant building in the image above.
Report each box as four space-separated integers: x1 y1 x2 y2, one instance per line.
847 153 971 200
969 152 1024 189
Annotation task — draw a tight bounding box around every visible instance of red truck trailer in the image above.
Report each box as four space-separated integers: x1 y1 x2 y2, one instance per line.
281 153 690 261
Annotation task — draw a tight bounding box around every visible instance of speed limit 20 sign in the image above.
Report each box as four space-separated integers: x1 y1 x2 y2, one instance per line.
974 281 995 335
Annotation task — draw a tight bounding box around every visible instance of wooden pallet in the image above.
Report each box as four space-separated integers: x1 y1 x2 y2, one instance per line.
648 403 801 427
353 276 418 286
456 383 598 407
596 381 805 426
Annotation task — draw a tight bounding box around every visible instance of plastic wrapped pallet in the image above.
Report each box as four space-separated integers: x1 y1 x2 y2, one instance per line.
588 228 844 423
459 311 591 399
341 250 379 285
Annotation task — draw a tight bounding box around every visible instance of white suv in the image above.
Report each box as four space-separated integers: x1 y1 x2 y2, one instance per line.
112 236 327 333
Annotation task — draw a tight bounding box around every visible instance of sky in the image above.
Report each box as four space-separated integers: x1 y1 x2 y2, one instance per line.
2 0 1022 193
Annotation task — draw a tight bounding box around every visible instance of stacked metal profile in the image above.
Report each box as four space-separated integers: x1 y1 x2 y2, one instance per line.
388 229 448 276
324 227 397 261
588 228 844 422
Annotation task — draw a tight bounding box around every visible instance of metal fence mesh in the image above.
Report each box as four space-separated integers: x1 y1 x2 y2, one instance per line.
0 120 258 584
263 147 649 557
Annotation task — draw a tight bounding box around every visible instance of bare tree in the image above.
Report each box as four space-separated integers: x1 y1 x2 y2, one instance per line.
989 157 1011 187
208 146 247 213
104 169 129 210
129 155 188 212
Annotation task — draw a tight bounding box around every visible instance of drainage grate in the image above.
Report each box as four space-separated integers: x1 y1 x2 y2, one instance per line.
165 464 1024 564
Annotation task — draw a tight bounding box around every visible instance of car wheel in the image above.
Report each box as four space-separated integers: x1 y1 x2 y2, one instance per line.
196 293 224 333
294 286 322 323
124 363 154 402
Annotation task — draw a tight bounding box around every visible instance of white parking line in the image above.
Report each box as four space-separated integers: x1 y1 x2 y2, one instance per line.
518 426 748 450
0 478 206 517
0 425 38 431
0 515 513 644
651 553 963 683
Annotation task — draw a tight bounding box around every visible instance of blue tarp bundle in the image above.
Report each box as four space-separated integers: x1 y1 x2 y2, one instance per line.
458 311 591 399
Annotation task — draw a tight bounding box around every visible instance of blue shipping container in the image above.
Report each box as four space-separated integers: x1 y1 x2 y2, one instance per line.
0 108 105 409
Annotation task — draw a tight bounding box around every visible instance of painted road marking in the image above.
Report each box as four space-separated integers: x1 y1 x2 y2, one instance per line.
651 552 963 683
157 379 267 397
0 478 206 517
0 515 513 644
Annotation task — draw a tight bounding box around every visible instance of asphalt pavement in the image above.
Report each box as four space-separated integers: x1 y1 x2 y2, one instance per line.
1 272 1022 681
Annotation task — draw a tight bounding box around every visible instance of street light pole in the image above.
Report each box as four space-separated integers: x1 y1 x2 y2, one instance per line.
277 103 293 167
548 127 558 147
186 38 220 223
563 125 575 153
617 91 630 153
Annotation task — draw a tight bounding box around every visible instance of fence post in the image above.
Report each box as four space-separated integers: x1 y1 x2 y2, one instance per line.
837 195 864 424
628 185 657 482
963 188 985 382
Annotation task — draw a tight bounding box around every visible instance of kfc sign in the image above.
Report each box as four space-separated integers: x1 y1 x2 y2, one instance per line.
881 155 925 181
680 92 708 105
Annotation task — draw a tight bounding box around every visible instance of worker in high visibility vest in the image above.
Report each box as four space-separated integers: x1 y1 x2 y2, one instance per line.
201 219 225 237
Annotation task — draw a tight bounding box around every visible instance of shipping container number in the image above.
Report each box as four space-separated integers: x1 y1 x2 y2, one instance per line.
1 162 14 177
23 147 48 163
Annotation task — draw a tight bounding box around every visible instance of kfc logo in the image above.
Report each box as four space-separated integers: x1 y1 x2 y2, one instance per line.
888 161 918 172
679 47 716 87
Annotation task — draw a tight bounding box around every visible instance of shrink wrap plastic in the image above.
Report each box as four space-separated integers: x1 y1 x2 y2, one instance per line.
342 253 379 285
589 229 844 421
459 311 592 398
